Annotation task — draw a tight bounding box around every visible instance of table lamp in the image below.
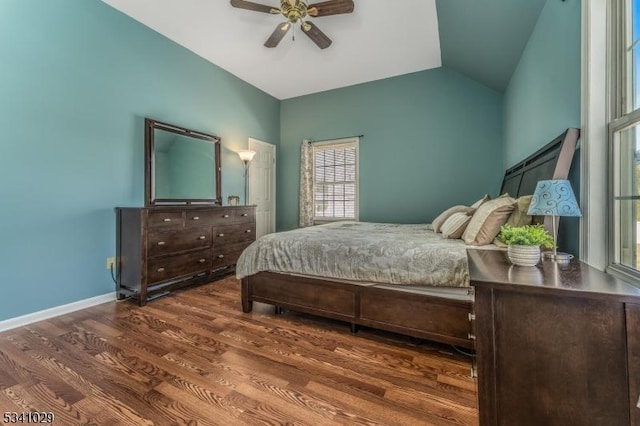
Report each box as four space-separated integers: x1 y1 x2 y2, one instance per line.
527 179 581 262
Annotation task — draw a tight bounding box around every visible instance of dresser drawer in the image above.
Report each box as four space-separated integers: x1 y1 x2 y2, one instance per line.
233 207 255 223
212 242 252 268
184 210 235 227
213 223 256 245
147 228 211 257
147 249 212 284
148 211 184 229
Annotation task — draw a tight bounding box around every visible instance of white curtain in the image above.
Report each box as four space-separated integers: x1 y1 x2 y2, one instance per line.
299 139 314 227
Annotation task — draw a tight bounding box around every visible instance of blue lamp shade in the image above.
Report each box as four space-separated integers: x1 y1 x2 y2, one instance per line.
527 180 582 217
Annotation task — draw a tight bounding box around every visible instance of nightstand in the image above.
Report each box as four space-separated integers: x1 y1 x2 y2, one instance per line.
468 248 640 426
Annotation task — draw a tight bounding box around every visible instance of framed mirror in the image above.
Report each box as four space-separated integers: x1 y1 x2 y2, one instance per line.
145 118 221 206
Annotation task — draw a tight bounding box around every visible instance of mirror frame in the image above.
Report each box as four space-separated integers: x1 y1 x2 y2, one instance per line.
145 118 222 206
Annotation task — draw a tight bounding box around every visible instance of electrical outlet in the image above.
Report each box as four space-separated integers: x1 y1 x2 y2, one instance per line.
106 257 116 270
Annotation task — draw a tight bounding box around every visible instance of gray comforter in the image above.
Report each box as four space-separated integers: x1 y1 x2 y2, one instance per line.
235 222 471 288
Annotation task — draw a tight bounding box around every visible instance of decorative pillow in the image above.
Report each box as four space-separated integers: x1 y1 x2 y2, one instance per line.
441 212 472 239
432 205 476 233
491 195 534 246
470 194 491 209
462 197 517 245
505 195 534 227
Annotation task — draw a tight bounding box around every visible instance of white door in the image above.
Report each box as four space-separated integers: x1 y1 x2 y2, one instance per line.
248 138 276 238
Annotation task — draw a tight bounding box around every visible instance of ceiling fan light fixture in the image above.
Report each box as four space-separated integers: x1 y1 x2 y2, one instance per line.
280 0 308 22
230 0 354 49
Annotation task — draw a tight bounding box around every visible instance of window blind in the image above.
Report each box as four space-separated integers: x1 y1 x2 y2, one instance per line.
313 139 358 220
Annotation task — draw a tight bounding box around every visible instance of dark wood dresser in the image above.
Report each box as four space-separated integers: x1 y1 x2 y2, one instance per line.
468 249 640 426
116 205 256 305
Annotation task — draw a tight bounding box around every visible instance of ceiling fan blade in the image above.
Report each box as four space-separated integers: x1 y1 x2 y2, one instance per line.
307 0 354 17
264 22 291 48
302 21 332 49
230 0 279 14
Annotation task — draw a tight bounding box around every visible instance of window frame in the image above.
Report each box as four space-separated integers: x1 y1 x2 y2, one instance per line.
609 0 640 282
311 137 359 223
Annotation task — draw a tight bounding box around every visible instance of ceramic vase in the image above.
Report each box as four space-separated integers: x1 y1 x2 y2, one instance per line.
507 245 541 267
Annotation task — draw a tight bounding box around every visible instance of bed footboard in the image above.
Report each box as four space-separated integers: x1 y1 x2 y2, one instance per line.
242 272 474 349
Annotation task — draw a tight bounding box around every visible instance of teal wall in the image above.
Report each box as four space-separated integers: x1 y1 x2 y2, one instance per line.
503 0 581 167
503 0 581 254
0 0 279 321
279 68 504 231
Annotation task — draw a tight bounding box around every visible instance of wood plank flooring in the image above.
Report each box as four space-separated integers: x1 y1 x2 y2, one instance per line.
0 278 478 425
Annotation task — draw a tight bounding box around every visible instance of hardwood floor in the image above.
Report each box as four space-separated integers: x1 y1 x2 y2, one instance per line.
0 277 478 425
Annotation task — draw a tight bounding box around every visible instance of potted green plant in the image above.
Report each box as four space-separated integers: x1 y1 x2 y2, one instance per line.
497 224 555 267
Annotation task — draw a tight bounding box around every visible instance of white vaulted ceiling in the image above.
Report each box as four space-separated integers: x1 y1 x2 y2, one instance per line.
102 0 548 98
101 0 442 100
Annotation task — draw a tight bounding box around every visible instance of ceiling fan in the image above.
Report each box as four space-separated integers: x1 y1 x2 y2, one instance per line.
230 0 354 49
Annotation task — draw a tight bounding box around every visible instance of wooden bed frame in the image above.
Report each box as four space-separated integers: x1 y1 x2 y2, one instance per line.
241 128 580 350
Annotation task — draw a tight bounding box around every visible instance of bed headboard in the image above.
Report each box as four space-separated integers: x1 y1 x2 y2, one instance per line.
500 128 580 198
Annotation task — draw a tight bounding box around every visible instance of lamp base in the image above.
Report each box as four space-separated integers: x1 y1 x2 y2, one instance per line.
542 252 574 263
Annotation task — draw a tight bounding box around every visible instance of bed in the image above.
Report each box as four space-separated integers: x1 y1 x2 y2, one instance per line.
237 128 579 349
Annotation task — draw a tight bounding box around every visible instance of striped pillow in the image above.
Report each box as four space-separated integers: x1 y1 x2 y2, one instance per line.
440 212 472 239
432 205 475 233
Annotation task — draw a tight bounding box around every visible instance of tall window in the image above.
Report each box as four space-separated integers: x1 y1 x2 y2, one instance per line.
312 138 359 221
611 0 640 279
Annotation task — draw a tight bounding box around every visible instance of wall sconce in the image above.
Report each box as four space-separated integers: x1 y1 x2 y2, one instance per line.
237 150 256 205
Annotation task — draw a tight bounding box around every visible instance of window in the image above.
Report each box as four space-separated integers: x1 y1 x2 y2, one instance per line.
312 138 359 221
610 0 640 279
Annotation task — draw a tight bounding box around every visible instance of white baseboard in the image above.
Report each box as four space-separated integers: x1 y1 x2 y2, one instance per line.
0 293 117 333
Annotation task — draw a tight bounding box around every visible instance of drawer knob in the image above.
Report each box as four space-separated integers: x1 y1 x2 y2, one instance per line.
157 241 166 246
468 333 476 341
163 218 171 222
192 216 200 220
218 233 225 237
198 258 206 263
223 214 230 218
218 254 225 259
199 236 206 240
157 267 165 272
245 229 252 233
241 213 248 217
